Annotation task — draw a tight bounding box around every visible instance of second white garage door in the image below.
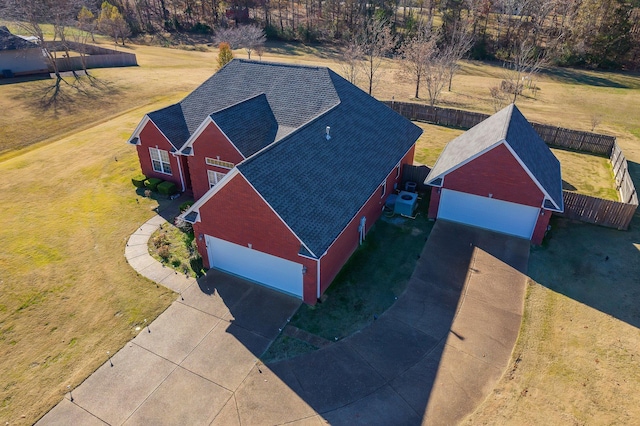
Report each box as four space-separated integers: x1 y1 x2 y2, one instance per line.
438 189 539 239
205 236 303 298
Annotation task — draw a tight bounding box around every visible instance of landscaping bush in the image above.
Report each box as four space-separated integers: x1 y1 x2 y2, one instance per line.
132 174 147 188
179 201 194 212
157 181 178 196
144 178 163 191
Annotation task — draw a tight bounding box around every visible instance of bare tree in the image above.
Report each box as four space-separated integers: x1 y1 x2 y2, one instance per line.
0 0 87 105
398 26 438 99
338 41 364 85
441 20 474 92
359 18 395 96
489 85 508 112
215 25 266 59
501 39 547 103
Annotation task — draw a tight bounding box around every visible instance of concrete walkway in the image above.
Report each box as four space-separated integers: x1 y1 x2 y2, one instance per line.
39 219 529 425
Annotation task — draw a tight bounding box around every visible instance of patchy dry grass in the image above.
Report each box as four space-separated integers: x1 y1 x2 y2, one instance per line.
465 216 640 425
0 31 639 425
552 148 618 200
0 104 181 424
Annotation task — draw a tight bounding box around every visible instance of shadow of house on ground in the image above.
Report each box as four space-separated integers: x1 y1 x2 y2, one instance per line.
227 221 530 425
530 160 640 330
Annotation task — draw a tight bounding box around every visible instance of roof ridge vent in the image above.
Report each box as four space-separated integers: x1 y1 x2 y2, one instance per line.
326 126 331 140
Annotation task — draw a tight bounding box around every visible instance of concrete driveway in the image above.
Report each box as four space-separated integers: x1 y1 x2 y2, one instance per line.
38 219 529 425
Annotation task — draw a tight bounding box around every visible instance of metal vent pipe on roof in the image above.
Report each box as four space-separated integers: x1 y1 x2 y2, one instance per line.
326 126 331 140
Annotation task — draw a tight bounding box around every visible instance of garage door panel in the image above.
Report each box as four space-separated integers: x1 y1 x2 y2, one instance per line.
206 236 303 298
438 189 538 239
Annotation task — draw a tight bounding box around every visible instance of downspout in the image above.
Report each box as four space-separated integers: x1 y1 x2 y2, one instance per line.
174 152 186 192
316 257 321 300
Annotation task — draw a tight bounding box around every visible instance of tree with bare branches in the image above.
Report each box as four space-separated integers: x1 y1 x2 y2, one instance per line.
501 39 548 103
441 19 474 92
398 26 438 99
338 41 364 85
359 18 395 96
215 25 266 60
0 0 88 106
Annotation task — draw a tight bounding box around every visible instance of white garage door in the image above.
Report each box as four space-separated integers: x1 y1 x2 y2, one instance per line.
205 236 303 298
438 189 539 239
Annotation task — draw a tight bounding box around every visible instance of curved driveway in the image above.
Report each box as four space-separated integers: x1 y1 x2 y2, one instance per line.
39 218 529 425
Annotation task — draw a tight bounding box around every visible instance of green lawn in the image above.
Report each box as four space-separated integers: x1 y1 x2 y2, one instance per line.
262 200 434 362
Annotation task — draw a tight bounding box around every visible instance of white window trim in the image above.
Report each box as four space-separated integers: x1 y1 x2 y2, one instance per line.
149 147 172 175
208 170 226 188
205 157 234 169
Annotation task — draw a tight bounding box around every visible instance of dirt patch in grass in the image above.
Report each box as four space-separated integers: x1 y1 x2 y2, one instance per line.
147 222 206 278
465 216 640 424
262 200 433 362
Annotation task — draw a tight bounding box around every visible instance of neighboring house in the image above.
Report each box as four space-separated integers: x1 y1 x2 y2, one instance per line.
0 26 48 77
129 59 422 303
425 103 563 244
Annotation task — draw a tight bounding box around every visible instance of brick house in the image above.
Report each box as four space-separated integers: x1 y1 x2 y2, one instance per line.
425 103 563 244
129 59 422 303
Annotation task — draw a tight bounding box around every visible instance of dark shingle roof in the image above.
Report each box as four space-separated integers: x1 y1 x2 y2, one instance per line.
237 70 423 257
210 94 278 157
147 104 190 150
0 27 39 51
426 104 563 210
145 59 340 151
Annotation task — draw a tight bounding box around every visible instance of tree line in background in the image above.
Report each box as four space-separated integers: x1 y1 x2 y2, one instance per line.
73 0 640 70
0 0 638 108
2 0 639 71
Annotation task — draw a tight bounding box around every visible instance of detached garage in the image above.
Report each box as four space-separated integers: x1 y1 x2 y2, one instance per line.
425 104 563 245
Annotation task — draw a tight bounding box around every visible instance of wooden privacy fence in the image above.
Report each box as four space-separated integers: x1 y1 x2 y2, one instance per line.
387 101 638 230
383 101 616 156
561 192 637 230
401 164 431 192
44 41 138 72
610 142 638 205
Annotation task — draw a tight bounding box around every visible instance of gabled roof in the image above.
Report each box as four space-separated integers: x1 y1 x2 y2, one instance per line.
147 104 190 150
210 94 279 157
143 59 341 151
0 26 39 51
236 70 422 257
425 104 563 211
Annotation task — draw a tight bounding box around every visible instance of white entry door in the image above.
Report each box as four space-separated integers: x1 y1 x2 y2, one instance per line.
205 235 303 298
438 189 539 239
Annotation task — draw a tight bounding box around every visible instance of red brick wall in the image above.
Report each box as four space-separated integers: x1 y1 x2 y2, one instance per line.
443 143 544 208
319 146 416 294
187 121 246 200
531 209 551 245
193 173 318 303
136 120 183 189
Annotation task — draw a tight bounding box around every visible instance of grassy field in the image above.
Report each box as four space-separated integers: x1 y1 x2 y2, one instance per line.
0 32 639 425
